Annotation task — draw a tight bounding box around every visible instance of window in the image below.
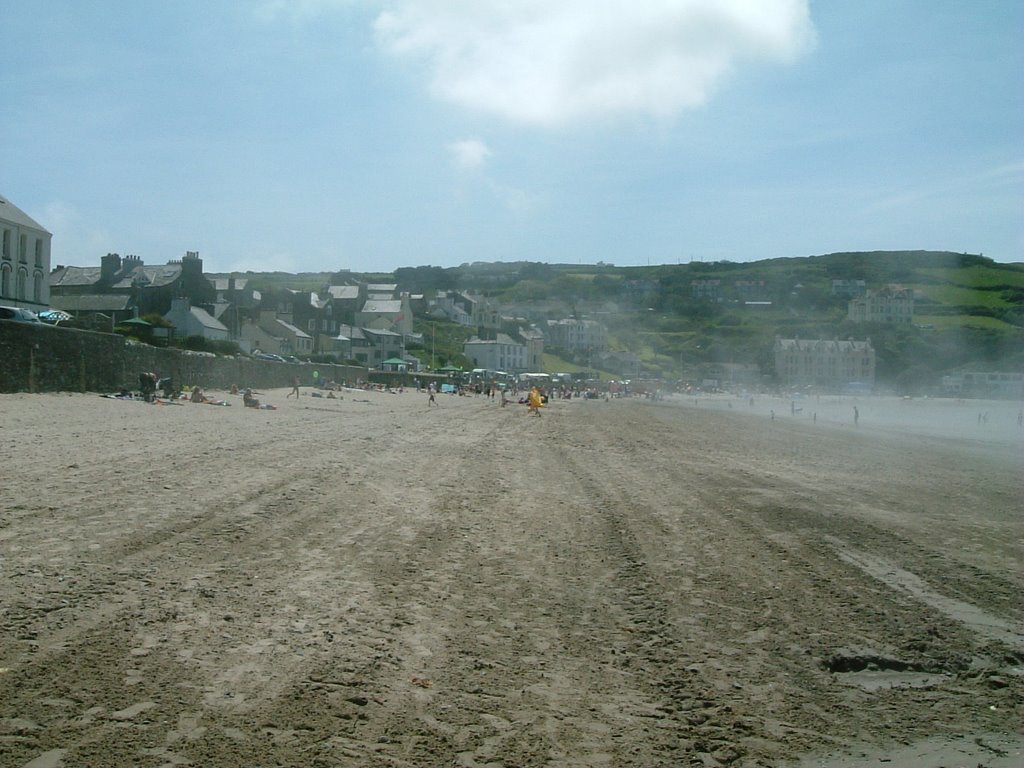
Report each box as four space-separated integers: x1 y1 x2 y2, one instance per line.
2 229 9 259
33 271 42 303
1 264 10 297
17 268 27 299
19 234 28 263
34 239 43 267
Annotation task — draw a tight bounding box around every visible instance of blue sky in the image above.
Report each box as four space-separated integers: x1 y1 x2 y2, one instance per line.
3 1 1021 274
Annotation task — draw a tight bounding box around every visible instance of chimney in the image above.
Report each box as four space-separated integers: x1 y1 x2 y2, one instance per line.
100 253 121 283
122 254 144 275
181 251 203 279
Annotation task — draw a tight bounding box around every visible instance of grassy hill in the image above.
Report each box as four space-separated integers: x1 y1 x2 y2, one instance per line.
218 251 1024 392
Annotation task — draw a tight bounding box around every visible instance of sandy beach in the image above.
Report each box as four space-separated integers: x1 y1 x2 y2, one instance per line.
1 388 1021 767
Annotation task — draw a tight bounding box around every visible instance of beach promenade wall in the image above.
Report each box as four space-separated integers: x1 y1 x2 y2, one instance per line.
0 322 366 394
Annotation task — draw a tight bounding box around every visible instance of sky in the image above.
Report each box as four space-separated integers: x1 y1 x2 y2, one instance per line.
3 0 1022 274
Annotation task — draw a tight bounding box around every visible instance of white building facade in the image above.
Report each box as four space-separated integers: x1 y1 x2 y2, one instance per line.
1 193 51 310
774 337 875 391
464 334 527 373
848 287 914 325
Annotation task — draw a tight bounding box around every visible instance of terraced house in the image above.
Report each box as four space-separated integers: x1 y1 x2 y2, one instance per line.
774 337 876 391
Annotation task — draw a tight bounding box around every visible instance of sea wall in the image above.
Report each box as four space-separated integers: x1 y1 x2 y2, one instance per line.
0 322 366 394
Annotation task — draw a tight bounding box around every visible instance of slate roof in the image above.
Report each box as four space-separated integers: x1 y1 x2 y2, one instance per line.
362 327 401 339
188 306 229 332
0 193 50 233
327 285 360 300
776 338 872 352
49 294 132 312
361 299 403 314
465 333 520 346
274 318 311 339
50 263 182 289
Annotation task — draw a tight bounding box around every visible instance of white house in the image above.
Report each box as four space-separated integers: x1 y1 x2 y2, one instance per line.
848 287 914 325
774 337 875 390
545 318 607 353
163 297 230 342
238 310 313 356
464 333 528 373
355 294 414 335
0 193 51 311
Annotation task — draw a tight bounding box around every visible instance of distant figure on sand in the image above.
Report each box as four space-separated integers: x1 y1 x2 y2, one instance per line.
243 388 261 408
853 406 859 426
427 384 438 406
139 371 158 402
287 376 300 398
528 387 543 416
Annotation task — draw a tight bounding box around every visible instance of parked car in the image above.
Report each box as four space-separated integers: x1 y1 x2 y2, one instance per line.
253 351 287 363
38 309 73 325
0 306 42 323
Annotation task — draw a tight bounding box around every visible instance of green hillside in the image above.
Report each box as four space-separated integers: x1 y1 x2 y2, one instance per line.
219 251 1024 393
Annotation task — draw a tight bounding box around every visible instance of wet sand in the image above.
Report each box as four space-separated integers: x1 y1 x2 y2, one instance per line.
1 389 1021 767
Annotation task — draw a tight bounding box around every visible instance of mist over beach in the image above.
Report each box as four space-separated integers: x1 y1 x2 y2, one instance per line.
674 392 1024 453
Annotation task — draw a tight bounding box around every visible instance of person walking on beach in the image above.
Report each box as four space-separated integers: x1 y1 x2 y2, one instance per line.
853 405 859 426
427 383 438 406
527 386 543 416
287 376 300 399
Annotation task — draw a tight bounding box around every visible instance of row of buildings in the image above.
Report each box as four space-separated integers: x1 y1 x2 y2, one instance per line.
4 192 984 393
46 251 417 368
0 192 884 389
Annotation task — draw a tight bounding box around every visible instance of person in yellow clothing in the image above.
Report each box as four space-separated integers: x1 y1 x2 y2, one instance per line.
527 386 543 416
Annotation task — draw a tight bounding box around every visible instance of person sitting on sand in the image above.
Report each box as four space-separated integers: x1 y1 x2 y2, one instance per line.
243 388 260 408
190 385 212 404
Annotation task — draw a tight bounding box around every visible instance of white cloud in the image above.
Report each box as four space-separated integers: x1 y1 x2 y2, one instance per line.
448 138 492 171
375 0 814 126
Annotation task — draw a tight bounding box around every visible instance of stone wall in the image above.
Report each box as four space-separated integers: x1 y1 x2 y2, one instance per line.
0 322 367 394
